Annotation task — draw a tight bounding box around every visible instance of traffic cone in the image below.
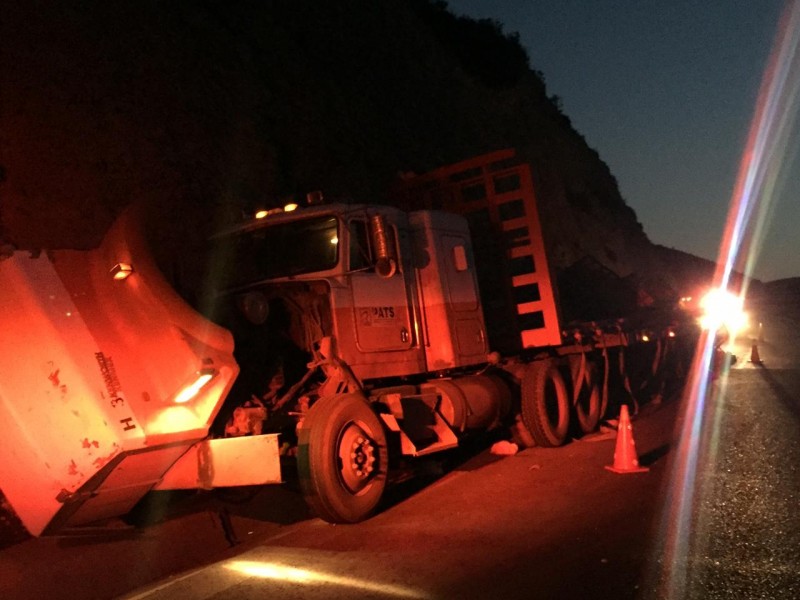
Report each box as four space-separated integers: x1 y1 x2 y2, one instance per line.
749 341 763 366
605 404 649 474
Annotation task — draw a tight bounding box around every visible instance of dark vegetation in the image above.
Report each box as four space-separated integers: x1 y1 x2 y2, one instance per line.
0 1 733 315
409 0 533 89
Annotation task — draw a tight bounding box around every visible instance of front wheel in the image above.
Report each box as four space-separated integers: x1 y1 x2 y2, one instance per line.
297 392 388 523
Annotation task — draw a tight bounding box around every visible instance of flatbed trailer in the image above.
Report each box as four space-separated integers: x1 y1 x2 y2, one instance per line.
390 148 692 429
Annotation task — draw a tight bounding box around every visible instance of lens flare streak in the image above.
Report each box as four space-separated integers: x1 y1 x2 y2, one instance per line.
657 2 800 597
716 2 800 291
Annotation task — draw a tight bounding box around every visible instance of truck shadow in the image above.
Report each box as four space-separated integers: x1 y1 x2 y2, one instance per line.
639 443 671 467
380 428 512 511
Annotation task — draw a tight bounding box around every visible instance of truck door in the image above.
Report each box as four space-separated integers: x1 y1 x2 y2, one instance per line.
350 273 413 352
348 218 414 353
348 219 422 358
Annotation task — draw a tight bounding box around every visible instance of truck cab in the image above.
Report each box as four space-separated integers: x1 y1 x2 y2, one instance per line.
210 203 489 392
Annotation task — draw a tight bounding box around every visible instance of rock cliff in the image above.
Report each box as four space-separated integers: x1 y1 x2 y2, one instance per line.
0 1 714 315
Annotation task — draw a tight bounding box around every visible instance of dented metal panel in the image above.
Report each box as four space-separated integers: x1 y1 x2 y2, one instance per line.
57 443 194 530
0 252 128 535
0 206 244 535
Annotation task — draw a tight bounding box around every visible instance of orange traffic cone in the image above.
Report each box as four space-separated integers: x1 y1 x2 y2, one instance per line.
605 404 649 474
749 341 763 366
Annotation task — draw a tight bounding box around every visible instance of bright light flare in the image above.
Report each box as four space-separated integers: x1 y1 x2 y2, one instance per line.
255 209 269 219
173 371 214 404
698 288 748 336
225 560 428 598
654 3 800 598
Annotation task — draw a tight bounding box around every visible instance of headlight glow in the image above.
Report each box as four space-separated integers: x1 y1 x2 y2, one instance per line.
698 288 748 336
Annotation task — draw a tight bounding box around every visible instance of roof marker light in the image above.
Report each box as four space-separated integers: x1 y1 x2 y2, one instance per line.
110 263 134 281
255 209 269 219
284 202 298 212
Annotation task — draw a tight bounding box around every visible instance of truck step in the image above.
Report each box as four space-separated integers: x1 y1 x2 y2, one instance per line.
379 413 459 457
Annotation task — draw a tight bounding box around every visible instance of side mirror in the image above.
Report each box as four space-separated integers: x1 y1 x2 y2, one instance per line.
369 214 398 278
237 291 269 325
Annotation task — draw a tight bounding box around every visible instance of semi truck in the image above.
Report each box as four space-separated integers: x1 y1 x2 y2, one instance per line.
0 150 691 536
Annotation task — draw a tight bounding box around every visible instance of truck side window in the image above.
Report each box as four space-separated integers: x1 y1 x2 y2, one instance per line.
349 220 372 271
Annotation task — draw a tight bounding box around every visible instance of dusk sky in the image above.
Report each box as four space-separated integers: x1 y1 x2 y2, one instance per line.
447 0 800 282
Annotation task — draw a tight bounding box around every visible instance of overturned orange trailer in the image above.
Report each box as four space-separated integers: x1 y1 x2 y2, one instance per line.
0 210 281 536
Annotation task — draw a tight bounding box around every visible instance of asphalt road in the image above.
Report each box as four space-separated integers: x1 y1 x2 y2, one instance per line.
667 300 800 599
1 299 798 599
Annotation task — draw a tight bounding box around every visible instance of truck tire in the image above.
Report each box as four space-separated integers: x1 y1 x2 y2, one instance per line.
571 361 601 435
521 360 570 447
297 392 388 523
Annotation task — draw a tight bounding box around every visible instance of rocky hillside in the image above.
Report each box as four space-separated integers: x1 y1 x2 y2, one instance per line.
0 1 714 315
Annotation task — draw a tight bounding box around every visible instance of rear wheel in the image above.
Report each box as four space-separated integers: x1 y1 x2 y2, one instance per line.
297 393 388 523
571 359 601 434
521 360 570 447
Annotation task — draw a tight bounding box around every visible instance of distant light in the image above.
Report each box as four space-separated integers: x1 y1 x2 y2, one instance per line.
330 236 339 245
641 333 651 342
174 370 215 404
255 209 269 219
668 331 676 338
698 288 748 336
284 202 298 212
110 263 134 281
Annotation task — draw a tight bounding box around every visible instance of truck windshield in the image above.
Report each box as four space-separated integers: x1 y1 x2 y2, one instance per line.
213 215 340 288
